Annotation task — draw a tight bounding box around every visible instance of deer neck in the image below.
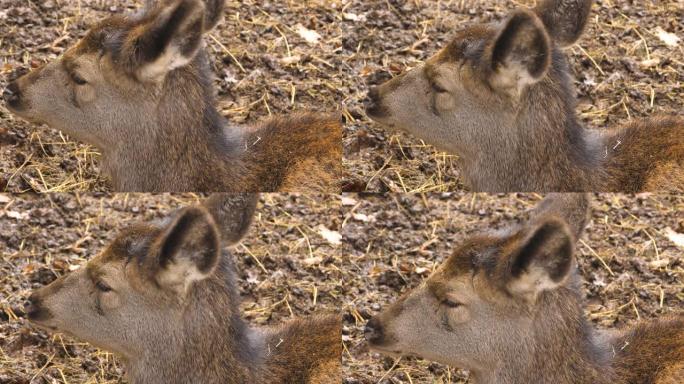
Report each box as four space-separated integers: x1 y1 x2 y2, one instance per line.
462 76 605 192
125 259 259 383
101 100 246 191
474 291 614 384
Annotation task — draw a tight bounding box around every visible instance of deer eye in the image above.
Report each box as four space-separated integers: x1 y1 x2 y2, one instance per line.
432 83 448 94
95 281 112 292
71 73 87 85
441 299 462 308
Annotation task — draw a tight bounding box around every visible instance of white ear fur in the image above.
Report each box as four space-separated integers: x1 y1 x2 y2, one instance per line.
138 44 195 80
506 219 574 301
489 61 541 97
156 256 211 293
507 261 570 299
153 207 220 295
489 10 551 96
136 0 206 81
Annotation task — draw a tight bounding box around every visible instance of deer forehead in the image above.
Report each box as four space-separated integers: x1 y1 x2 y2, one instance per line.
85 224 164 283
437 24 495 64
430 233 530 295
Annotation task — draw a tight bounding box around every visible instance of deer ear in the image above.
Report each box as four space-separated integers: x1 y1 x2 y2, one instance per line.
487 10 551 96
529 193 591 240
202 193 258 246
114 0 206 81
152 206 220 293
506 219 574 300
534 0 593 47
202 0 226 31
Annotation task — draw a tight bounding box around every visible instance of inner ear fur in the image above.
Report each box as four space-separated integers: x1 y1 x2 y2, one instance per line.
143 0 224 31
149 206 221 293
113 0 207 81
504 218 575 300
486 10 551 95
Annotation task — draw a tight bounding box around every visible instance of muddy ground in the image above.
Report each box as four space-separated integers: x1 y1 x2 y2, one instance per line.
342 193 684 383
1 1 682 192
0 193 343 383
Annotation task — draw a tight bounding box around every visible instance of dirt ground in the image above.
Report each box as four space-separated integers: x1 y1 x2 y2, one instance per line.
1 1 682 192
0 193 343 383
341 193 684 383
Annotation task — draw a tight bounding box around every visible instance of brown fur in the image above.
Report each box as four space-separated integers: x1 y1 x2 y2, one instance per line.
245 114 343 193
27 200 341 384
262 314 342 384
612 317 684 384
603 116 684 192
5 0 342 192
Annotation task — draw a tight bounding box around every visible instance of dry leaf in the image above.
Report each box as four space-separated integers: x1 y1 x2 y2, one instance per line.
352 213 370 222
341 195 358 206
5 211 27 220
664 227 684 249
295 24 321 45
648 259 670 269
655 27 680 47
280 55 301 65
318 225 341 245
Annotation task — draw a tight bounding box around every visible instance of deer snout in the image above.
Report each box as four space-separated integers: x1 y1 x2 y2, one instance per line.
3 81 23 110
363 87 381 115
364 87 390 119
25 293 53 322
364 317 385 345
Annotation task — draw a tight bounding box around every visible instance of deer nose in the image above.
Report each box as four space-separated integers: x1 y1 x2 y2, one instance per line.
25 294 52 321
364 317 384 344
364 87 388 119
364 87 380 110
3 82 22 109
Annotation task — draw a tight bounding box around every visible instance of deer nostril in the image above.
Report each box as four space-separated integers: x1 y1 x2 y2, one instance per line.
363 88 379 109
25 294 51 321
364 87 388 119
3 82 22 107
368 88 379 103
364 317 384 344
25 297 38 316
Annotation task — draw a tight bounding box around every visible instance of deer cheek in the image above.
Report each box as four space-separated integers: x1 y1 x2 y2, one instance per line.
101 293 121 311
78 86 97 104
436 93 456 112
447 307 470 327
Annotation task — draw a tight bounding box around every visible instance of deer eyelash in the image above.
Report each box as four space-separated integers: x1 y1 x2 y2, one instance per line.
70 73 87 85
95 281 112 292
441 299 463 308
432 83 448 94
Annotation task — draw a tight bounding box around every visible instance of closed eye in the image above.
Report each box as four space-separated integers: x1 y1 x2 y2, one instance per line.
70 72 87 85
431 82 447 94
95 281 112 292
441 299 462 308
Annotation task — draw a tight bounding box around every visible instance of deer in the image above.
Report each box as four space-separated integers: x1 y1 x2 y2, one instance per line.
3 0 342 193
364 193 684 383
25 194 342 384
364 0 684 192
